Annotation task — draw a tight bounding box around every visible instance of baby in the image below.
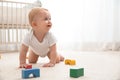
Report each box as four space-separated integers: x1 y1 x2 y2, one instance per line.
19 7 64 67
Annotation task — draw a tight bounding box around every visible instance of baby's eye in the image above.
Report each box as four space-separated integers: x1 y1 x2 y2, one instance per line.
44 17 51 20
49 17 51 20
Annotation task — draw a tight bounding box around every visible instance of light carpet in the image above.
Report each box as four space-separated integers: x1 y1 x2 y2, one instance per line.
0 51 120 80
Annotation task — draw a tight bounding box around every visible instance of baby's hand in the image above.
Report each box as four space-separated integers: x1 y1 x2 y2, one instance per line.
19 64 29 68
43 62 55 67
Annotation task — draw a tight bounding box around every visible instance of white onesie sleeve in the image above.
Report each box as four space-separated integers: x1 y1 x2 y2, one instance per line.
22 33 30 47
48 32 57 47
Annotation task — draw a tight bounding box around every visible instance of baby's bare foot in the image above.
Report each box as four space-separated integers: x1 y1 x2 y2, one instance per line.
56 54 64 63
60 55 64 61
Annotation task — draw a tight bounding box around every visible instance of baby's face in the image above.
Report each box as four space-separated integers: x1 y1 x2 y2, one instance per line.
33 10 52 33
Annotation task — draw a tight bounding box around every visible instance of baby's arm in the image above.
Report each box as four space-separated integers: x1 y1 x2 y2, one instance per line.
43 44 57 67
19 44 29 68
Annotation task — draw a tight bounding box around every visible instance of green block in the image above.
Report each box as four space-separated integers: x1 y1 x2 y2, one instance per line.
70 68 84 78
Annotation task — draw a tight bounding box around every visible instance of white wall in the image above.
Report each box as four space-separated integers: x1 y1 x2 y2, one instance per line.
40 0 120 51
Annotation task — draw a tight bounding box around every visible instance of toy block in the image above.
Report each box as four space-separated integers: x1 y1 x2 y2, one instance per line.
25 64 32 69
22 68 40 79
70 60 76 65
70 68 84 78
65 59 76 65
65 59 71 65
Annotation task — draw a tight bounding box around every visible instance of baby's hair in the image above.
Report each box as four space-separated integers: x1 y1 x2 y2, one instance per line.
28 7 48 26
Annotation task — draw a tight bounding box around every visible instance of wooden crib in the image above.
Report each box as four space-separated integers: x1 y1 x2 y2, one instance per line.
0 0 41 52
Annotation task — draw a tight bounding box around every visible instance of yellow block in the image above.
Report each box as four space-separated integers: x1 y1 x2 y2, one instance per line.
65 59 76 65
70 60 76 65
65 59 71 65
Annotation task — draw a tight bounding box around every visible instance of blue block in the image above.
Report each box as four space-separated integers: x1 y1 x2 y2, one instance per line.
22 68 40 79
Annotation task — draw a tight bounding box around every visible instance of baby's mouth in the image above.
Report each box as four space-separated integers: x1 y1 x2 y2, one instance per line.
47 25 51 28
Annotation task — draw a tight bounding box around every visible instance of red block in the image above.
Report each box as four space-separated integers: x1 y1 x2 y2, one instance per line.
25 65 32 69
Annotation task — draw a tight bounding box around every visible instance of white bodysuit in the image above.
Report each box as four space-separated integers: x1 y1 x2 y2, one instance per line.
22 30 56 57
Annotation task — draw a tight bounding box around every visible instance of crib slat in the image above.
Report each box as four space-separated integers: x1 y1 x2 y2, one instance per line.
0 1 42 53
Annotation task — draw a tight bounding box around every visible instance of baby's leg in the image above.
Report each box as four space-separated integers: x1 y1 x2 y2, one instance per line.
56 54 64 63
28 50 39 63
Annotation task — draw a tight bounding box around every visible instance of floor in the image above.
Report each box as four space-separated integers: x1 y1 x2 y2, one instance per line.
0 51 120 80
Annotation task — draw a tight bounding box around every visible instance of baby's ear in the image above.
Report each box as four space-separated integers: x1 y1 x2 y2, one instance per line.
31 21 37 27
